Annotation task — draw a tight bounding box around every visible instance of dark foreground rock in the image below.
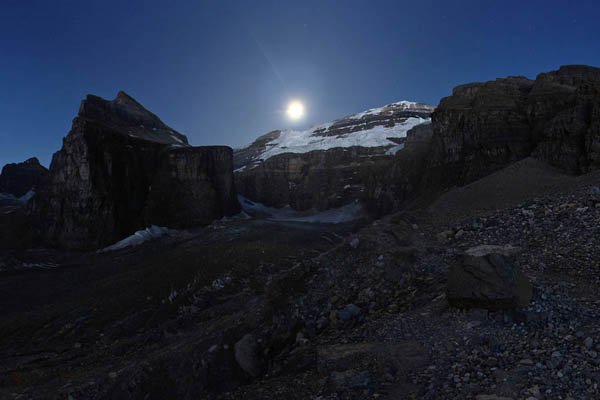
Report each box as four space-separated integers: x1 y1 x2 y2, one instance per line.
447 245 533 310
0 157 48 197
28 92 239 249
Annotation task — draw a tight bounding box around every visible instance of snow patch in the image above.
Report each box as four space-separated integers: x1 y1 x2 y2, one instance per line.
257 117 429 162
349 100 419 120
238 196 362 224
171 135 184 144
99 225 177 252
385 143 405 155
0 189 35 203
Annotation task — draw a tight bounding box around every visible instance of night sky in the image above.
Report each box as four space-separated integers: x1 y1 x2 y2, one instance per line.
1 0 599 167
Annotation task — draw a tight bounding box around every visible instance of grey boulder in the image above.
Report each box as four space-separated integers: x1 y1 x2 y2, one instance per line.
447 245 533 310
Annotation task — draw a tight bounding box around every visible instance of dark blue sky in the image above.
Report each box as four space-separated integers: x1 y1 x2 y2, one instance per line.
1 0 599 167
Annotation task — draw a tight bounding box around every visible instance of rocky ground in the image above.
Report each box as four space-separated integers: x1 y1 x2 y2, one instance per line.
1 160 600 399
218 163 600 399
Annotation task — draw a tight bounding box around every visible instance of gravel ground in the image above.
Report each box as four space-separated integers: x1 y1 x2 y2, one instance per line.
218 164 600 400
1 160 599 399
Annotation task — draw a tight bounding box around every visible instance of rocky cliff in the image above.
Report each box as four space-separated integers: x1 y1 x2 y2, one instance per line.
234 101 435 211
244 65 600 216
236 146 391 210
0 157 48 197
364 65 600 214
146 146 239 228
424 65 600 189
29 92 239 249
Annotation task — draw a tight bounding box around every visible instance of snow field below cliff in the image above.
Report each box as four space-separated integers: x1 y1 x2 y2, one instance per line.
99 225 178 252
0 190 35 203
238 195 362 224
0 190 35 214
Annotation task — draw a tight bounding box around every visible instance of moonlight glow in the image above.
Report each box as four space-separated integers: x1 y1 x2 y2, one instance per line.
286 100 305 120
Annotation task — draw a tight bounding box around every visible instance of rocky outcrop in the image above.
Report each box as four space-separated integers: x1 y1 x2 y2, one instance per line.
425 75 536 187
234 101 435 211
424 65 600 190
529 65 600 172
146 146 239 228
0 157 48 197
447 245 533 310
29 92 239 249
233 130 281 171
236 146 390 210
368 65 600 215
77 91 189 146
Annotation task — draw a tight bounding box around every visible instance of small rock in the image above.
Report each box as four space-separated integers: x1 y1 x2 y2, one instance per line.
585 337 594 349
235 333 262 377
437 230 453 241
349 238 360 249
338 304 361 321
330 369 371 390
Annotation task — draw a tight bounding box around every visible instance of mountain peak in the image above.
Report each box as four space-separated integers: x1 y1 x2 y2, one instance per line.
77 92 190 146
115 90 138 102
24 157 40 165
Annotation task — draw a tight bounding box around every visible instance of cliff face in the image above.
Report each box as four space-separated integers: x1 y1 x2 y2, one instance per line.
425 76 536 187
236 146 390 211
424 65 600 190
234 101 435 211
529 65 600 173
146 146 239 228
30 92 239 250
0 157 49 197
355 65 600 215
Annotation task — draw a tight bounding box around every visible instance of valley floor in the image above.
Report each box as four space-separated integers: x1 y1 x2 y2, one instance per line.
1 158 600 399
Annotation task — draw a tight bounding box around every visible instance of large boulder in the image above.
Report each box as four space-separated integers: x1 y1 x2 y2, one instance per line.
234 333 263 377
0 157 48 197
29 92 240 249
447 245 533 310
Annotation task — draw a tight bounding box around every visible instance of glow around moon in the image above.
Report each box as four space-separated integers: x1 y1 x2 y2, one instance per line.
286 100 305 120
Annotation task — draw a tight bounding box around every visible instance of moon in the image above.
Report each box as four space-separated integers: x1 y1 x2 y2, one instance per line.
286 100 305 120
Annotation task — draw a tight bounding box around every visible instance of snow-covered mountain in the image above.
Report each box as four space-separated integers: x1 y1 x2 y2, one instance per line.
233 100 435 212
234 101 434 171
